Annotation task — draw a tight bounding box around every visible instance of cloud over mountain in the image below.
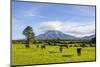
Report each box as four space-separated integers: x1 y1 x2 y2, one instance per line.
38 21 95 37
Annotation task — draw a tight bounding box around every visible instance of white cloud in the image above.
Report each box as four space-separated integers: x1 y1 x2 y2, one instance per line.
38 20 95 37
39 21 63 31
65 24 95 37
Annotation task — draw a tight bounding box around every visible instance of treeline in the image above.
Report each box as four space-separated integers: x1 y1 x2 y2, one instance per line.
12 38 96 45
12 40 26 44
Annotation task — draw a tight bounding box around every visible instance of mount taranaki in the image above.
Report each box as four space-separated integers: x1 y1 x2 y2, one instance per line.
36 30 95 40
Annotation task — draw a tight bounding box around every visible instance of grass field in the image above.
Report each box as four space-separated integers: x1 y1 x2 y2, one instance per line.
12 44 96 66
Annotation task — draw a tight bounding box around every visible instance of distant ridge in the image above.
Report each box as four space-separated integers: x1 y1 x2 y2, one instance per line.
82 34 95 40
36 30 95 40
36 30 77 40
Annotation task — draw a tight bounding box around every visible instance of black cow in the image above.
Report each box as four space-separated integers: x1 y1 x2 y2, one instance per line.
77 48 82 56
41 45 46 49
48 42 52 45
59 46 63 53
37 45 39 48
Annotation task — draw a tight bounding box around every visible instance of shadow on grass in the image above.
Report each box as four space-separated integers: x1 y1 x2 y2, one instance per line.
49 51 58 53
62 55 73 57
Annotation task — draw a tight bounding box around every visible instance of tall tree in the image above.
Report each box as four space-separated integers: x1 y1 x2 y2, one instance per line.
91 37 96 43
23 26 35 48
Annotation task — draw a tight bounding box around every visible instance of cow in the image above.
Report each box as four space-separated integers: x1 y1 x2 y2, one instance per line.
59 46 63 53
37 45 39 48
77 48 82 56
41 45 46 49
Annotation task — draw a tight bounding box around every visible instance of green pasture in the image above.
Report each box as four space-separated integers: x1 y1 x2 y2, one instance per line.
12 44 96 66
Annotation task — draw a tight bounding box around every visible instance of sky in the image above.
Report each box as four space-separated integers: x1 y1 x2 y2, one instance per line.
12 0 96 40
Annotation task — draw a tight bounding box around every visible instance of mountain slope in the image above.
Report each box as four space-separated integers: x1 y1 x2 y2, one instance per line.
82 34 95 40
36 30 77 40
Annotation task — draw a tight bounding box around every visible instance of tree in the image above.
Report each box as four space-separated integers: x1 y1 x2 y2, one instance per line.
91 37 96 43
23 26 35 48
81 43 86 48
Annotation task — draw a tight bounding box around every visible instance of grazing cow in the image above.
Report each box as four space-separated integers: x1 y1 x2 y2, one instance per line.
59 46 63 53
77 48 82 56
37 45 39 48
48 42 52 45
41 45 46 49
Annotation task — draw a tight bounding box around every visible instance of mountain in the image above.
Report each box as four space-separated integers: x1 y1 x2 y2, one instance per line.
82 34 95 40
36 30 77 40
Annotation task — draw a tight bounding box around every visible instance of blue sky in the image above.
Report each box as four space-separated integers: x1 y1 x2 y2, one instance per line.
12 1 96 40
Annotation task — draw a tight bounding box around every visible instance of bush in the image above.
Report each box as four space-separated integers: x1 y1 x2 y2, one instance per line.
81 43 86 47
69 45 72 47
90 44 96 47
74 44 79 47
